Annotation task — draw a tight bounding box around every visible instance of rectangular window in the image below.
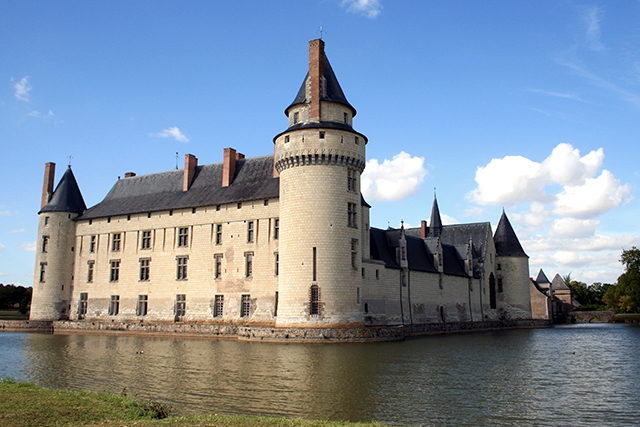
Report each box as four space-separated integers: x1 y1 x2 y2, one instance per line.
108 295 119 316
78 293 88 319
319 131 325 139
241 294 250 317
137 295 148 316
178 228 189 247
351 239 358 269
112 233 121 252
175 294 186 319
264 199 269 206
293 111 299 124
214 254 223 279
312 247 317 282
215 224 222 245
214 295 224 317
376 269 380 280
245 252 253 278
274 252 279 276
176 257 188 280
87 261 94 283
247 221 254 243
141 230 151 250
90 235 96 253
39 262 47 283
274 292 279 317
42 235 49 253
44 216 49 226
310 285 320 315
347 170 356 193
273 219 280 240
139 258 150 281
355 136 360 145
344 112 348 124
110 260 120 282
498 278 503 293
348 203 357 228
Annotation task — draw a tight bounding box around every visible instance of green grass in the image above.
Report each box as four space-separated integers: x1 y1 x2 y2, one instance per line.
0 379 393 427
0 309 29 320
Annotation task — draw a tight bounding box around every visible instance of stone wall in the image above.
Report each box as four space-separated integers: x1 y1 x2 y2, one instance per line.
572 311 615 322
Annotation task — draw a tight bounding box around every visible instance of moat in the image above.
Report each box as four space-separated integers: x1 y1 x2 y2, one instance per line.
1 323 639 426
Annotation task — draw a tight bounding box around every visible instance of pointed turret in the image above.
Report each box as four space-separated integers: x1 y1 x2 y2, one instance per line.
428 195 443 238
39 166 87 214
535 269 550 287
494 210 527 257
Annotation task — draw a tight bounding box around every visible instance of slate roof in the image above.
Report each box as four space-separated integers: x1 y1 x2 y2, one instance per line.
535 269 551 286
369 227 471 277
405 222 491 260
80 155 279 220
428 196 443 237
287 54 356 116
40 167 87 214
494 211 528 257
551 274 570 291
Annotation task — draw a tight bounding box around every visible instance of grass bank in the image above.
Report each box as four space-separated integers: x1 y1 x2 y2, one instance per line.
0 379 392 427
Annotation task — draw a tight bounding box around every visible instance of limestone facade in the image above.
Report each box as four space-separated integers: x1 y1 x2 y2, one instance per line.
30 39 536 334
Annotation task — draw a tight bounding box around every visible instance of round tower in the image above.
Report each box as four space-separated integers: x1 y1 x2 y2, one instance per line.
493 210 532 319
30 163 86 321
274 39 368 327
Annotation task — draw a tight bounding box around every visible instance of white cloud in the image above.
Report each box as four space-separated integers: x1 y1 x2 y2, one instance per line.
467 155 546 205
341 0 382 18
468 143 630 219
10 229 26 234
549 218 600 238
27 110 54 118
583 6 604 51
361 151 427 201
150 126 189 143
20 241 36 252
14 76 32 101
441 214 459 225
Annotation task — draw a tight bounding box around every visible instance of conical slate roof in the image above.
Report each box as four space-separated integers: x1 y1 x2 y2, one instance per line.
535 269 551 285
39 166 87 214
286 54 356 116
494 210 528 257
428 195 443 238
551 274 570 290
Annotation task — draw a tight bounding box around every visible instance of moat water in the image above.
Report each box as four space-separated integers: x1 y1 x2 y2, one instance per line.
1 323 639 426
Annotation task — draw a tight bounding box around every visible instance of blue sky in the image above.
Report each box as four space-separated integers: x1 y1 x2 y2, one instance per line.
1 0 639 286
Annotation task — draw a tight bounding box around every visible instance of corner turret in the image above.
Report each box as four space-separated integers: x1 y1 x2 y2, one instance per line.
493 210 531 319
31 164 86 321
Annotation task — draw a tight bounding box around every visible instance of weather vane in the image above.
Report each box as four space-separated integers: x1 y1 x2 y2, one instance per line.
317 24 326 40
68 155 73 167
175 152 179 170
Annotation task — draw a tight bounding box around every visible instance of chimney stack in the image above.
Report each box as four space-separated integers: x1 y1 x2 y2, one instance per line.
124 172 136 178
421 220 427 239
183 154 198 191
222 148 245 187
308 38 325 123
41 162 56 209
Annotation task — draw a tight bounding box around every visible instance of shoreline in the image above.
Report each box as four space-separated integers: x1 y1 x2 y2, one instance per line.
0 318 551 342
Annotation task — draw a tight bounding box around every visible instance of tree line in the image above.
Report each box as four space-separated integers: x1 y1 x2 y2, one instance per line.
565 247 640 313
0 284 32 314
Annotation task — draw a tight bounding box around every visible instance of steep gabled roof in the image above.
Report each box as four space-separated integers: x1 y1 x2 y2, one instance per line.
535 269 550 285
428 196 443 238
551 274 570 291
79 155 279 220
287 54 356 116
39 167 87 214
494 210 528 257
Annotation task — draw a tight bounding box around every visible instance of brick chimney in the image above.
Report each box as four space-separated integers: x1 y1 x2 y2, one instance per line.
41 162 56 209
222 148 244 187
421 220 427 239
308 38 325 123
124 172 136 178
183 154 198 191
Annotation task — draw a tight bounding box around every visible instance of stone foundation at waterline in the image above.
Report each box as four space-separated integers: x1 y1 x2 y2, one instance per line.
2 319 551 342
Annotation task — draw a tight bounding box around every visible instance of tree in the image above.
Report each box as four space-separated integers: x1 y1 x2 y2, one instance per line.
604 247 640 313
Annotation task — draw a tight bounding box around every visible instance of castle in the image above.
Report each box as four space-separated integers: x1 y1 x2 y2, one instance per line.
30 39 543 339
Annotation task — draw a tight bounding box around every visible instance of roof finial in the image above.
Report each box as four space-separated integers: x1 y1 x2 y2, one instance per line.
317 24 326 40
175 152 179 170
434 187 437 198
67 155 73 167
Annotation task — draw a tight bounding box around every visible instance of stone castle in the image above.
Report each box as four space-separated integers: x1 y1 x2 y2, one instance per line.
30 39 545 340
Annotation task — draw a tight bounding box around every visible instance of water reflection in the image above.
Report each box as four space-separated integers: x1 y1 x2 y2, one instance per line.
1 323 639 426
